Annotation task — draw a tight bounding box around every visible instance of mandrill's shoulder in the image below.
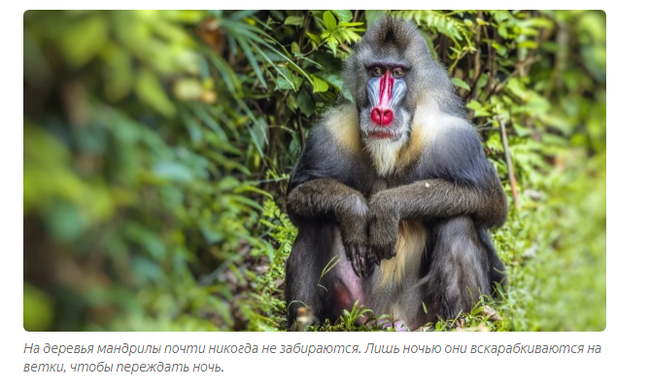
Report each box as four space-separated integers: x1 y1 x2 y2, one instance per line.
419 126 496 187
404 95 494 185
320 103 364 154
409 96 470 147
397 97 470 171
288 103 372 193
301 103 365 159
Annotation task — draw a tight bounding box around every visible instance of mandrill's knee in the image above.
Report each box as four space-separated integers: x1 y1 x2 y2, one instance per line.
430 216 491 308
435 216 479 247
430 216 486 270
438 216 486 271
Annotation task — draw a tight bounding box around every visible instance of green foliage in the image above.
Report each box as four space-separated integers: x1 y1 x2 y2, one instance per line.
23 10 605 331
240 199 297 330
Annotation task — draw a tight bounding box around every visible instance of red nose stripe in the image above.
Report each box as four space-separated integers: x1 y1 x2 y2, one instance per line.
379 72 394 101
371 72 395 126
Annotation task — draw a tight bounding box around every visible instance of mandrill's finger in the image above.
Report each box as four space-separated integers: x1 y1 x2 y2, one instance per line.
349 244 369 278
351 254 361 278
356 250 368 278
368 251 379 266
357 255 366 278
378 243 397 262
364 257 375 276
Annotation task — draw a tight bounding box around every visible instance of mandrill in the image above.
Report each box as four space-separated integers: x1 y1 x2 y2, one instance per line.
284 16 507 330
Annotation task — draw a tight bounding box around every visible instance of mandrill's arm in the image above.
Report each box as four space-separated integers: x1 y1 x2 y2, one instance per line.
367 178 506 262
286 123 373 278
287 179 372 278
366 126 508 263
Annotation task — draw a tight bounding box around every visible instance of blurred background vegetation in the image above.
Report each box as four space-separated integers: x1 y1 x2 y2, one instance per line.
23 10 605 331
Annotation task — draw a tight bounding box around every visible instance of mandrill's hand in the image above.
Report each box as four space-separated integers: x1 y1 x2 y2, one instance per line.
367 191 400 265
336 194 373 278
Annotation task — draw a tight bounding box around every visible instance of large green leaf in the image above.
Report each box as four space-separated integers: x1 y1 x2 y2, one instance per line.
324 11 337 31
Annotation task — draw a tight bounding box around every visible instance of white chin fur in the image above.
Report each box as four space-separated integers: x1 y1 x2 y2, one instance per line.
363 110 411 176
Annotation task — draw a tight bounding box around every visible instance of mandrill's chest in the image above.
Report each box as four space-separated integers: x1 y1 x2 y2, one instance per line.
336 146 431 199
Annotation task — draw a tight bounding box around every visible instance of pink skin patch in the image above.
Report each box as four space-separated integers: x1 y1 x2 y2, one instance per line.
333 259 365 312
370 71 395 127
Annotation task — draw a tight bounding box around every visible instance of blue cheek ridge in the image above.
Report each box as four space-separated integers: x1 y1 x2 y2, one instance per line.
390 79 407 109
366 78 381 107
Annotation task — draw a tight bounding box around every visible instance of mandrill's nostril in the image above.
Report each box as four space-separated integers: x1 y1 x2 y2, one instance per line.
371 107 394 126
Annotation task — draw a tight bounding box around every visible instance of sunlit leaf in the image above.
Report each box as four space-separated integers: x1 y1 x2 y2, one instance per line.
306 32 322 45
324 11 337 31
291 42 300 55
284 15 304 26
311 75 329 93
452 77 470 91
332 10 353 22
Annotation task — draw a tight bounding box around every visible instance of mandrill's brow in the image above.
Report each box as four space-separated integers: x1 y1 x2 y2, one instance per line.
365 62 411 71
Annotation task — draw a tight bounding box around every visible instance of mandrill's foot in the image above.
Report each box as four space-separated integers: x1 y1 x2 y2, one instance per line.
290 307 318 331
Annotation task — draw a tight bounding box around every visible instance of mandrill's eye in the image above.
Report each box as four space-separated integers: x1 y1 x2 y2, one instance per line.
393 67 405 78
372 67 384 76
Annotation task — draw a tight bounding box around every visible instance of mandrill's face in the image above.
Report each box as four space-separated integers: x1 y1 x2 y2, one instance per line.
359 59 412 143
